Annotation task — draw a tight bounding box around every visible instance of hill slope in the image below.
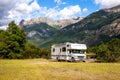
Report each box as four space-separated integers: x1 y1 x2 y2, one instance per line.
23 23 58 45
39 5 120 48
21 17 83 45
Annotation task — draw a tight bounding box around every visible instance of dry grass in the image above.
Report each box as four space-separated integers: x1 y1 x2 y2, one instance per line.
0 59 120 80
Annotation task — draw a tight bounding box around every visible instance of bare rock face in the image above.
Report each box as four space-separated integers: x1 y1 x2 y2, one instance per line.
19 17 83 28
19 20 25 28
105 5 120 13
27 31 37 38
99 19 120 37
57 17 84 28
22 17 58 26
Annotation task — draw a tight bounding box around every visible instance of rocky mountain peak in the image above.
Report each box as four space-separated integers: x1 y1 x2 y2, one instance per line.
104 5 120 13
22 4 120 48
57 17 83 28
19 16 84 28
21 17 57 26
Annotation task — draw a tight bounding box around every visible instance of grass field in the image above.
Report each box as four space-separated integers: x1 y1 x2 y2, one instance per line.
0 59 120 80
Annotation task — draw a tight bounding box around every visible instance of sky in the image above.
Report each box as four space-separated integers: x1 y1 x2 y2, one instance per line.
0 0 120 29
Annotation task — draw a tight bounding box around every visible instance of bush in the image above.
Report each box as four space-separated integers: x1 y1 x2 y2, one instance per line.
38 48 50 59
90 38 120 62
22 43 51 59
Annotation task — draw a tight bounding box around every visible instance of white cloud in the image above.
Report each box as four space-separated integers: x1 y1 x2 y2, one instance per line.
15 3 32 14
45 8 59 19
0 0 81 29
8 0 40 19
0 0 40 27
82 8 88 12
8 4 81 21
95 0 120 8
30 1 40 10
45 5 81 20
54 0 66 5
0 25 8 30
59 5 81 19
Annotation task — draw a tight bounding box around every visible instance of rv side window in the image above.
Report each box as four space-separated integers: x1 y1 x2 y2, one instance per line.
53 48 55 52
62 47 66 52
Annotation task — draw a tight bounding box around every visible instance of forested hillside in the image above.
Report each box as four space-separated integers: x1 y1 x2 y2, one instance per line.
23 23 58 46
38 5 120 48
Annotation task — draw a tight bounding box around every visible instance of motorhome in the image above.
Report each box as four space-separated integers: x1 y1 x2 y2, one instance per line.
51 42 87 62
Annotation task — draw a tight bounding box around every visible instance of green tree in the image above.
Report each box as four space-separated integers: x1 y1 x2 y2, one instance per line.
22 43 50 59
91 38 120 62
96 43 110 62
0 21 50 59
107 38 120 61
0 30 8 58
6 21 26 59
38 48 50 59
22 43 39 59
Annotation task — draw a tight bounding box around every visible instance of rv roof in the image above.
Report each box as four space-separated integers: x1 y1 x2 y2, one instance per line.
52 42 87 50
70 43 87 50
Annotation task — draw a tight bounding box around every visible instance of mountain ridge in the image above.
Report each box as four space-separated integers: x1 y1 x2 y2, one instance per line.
20 16 84 28
20 16 84 45
21 5 120 48
38 5 120 48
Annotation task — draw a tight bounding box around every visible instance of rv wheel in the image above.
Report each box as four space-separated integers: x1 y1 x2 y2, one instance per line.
83 60 86 62
71 57 75 62
56 57 60 62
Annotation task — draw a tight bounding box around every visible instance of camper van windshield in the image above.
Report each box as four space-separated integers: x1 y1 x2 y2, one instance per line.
71 50 84 54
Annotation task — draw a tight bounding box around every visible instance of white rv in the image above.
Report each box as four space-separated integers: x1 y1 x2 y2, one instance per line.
51 42 87 62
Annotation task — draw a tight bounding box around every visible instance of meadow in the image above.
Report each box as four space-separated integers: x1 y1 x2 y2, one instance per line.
0 59 120 80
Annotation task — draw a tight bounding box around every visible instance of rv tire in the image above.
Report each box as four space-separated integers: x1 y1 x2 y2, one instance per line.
71 57 75 62
56 57 60 62
83 60 86 62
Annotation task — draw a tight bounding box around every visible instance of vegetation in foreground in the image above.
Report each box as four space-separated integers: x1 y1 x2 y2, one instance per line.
0 21 50 59
0 59 120 80
88 38 120 62
0 21 120 62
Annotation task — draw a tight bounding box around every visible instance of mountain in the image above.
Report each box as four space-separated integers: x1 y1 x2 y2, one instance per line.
23 23 58 45
20 17 58 28
20 17 83 28
56 17 84 28
20 17 83 45
38 5 120 48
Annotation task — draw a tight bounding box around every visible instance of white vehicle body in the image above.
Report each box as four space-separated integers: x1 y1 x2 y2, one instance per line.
51 42 87 62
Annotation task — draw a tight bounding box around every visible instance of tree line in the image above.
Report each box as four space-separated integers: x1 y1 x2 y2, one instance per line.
88 38 120 62
1 21 120 62
0 21 50 59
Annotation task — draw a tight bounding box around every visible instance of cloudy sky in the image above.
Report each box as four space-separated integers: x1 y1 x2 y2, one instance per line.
0 0 120 29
